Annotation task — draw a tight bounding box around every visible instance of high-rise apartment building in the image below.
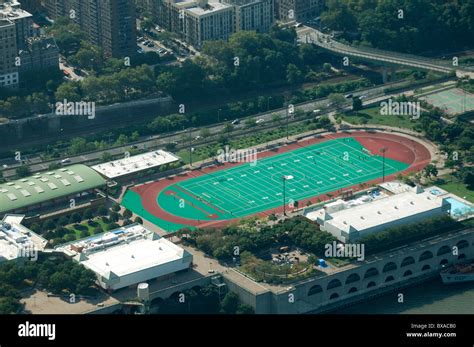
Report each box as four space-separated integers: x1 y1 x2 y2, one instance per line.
229 0 274 33
0 0 33 48
18 36 59 73
41 0 137 58
0 18 19 88
277 0 322 22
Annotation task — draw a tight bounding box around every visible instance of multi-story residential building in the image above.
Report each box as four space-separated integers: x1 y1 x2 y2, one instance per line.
277 0 322 22
183 0 234 48
41 0 137 58
153 0 274 48
18 36 59 73
228 0 274 33
0 18 19 88
0 0 33 48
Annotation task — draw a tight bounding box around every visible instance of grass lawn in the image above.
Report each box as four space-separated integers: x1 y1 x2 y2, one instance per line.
436 175 474 203
67 218 113 240
341 106 419 130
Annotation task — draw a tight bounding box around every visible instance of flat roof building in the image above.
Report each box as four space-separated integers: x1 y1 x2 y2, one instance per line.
57 224 193 291
0 164 106 217
91 150 180 180
0 214 47 262
317 187 451 243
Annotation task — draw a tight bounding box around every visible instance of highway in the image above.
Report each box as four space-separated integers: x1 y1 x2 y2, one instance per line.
0 78 451 179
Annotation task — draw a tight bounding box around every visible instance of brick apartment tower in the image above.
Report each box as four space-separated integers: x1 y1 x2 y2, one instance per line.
41 0 137 58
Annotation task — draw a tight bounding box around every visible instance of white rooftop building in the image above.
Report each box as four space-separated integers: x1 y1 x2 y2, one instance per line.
92 150 180 180
316 186 450 243
0 215 47 262
57 224 193 291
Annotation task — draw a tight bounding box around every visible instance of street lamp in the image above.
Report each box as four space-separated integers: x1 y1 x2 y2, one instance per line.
282 175 294 216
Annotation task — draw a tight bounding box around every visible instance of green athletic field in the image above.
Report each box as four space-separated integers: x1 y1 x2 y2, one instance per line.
157 137 409 222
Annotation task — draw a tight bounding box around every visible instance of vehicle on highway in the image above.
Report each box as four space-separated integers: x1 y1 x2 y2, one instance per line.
313 109 321 114
231 119 240 125
345 93 353 99
61 158 71 164
256 118 265 124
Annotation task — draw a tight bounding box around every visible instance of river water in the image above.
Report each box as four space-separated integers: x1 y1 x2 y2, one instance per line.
334 278 474 314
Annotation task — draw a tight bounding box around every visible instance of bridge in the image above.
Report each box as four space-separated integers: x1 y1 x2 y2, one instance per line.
297 26 474 80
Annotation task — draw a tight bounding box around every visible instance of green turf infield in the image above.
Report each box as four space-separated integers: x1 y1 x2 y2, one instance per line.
156 137 409 223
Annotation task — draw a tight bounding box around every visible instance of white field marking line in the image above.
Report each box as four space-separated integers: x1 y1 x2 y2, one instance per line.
183 139 402 215
320 143 378 173
229 158 404 215
176 184 237 215
230 177 361 214
204 142 378 211
289 149 356 187
336 139 401 172
183 140 345 190
192 155 382 214
199 175 263 208
192 181 254 210
185 172 271 210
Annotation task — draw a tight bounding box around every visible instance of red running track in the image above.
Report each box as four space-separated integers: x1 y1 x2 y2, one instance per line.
131 131 431 230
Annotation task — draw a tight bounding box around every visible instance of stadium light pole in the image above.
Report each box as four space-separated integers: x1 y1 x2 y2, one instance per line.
282 175 293 216
380 147 387 183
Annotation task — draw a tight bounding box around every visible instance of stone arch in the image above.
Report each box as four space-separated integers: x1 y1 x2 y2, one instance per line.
437 245 451 256
400 256 415 267
327 279 342 290
419 250 434 262
345 273 361 284
308 285 323 296
383 262 397 273
364 267 379 279
348 287 358 294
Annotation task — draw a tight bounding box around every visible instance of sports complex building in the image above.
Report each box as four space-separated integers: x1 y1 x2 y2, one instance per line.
0 164 106 218
56 224 193 291
92 150 180 181
315 187 451 243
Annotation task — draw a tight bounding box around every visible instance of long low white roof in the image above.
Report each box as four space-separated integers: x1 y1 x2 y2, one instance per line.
92 150 180 179
326 190 447 233
57 224 191 279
